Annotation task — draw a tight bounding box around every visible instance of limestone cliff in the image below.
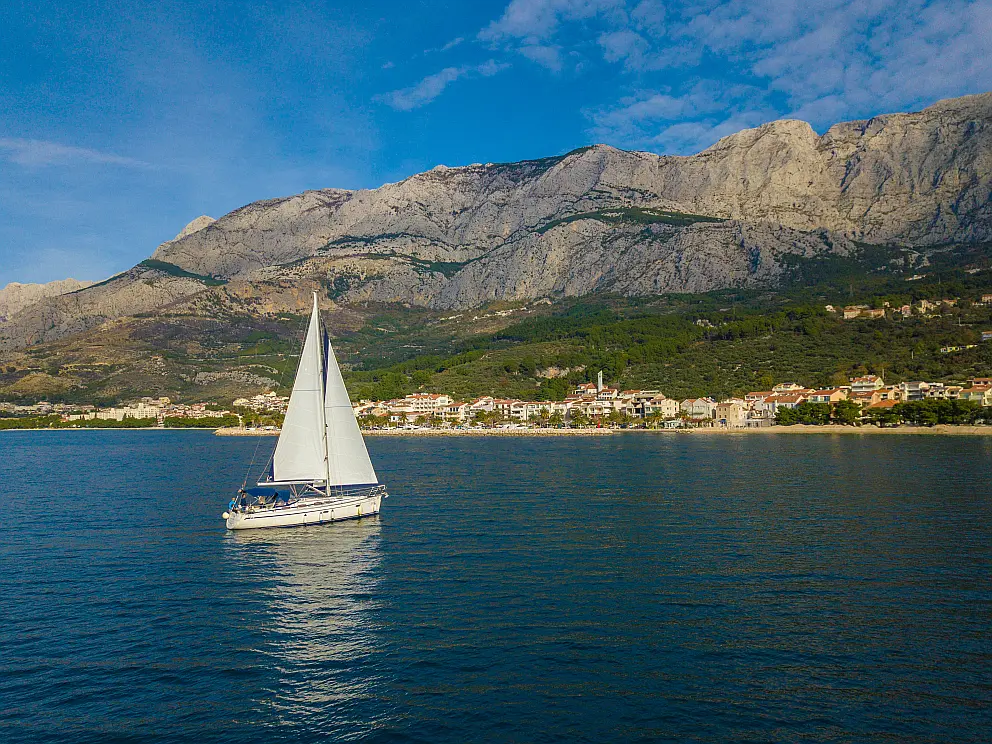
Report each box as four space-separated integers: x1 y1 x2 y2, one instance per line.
0 279 94 323
2 92 990 351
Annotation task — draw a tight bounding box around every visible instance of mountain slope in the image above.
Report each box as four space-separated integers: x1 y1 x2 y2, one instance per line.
0 279 94 323
2 92 991 353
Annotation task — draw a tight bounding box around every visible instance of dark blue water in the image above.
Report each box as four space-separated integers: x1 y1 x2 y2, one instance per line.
1 430 990 743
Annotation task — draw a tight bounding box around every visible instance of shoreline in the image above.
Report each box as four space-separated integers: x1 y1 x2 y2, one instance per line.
214 424 992 437
0 426 219 433
680 424 992 436
214 426 615 437
4 424 990 437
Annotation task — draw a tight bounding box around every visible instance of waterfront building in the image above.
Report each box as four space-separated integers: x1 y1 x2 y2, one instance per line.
715 401 747 428
642 396 680 419
680 398 717 420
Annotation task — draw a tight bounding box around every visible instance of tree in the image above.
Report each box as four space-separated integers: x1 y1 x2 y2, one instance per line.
569 410 590 428
832 399 860 426
865 406 901 427
549 411 564 428
775 407 798 426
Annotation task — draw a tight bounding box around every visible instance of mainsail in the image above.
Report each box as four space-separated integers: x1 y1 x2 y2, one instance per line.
270 293 377 488
272 298 327 482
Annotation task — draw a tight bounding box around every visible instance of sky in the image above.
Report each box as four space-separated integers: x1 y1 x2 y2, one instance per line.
2 0 990 286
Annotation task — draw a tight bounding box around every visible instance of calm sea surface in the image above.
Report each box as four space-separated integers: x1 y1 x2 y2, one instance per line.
1 430 990 743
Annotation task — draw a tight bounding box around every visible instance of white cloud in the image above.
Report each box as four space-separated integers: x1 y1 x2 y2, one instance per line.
648 112 772 153
474 0 992 151
598 29 649 68
479 0 624 42
672 0 992 118
0 138 151 168
378 60 509 110
587 81 772 150
519 43 564 70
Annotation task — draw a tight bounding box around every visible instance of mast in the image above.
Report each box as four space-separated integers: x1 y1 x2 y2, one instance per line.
314 292 331 495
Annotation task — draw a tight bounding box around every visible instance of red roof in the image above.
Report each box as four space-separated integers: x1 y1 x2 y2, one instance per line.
868 400 899 408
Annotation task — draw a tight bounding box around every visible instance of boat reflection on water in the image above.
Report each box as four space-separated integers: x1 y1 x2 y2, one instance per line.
224 518 385 734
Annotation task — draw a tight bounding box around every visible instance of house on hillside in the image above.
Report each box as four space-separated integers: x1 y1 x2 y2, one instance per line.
574 382 598 396
762 393 806 413
897 382 932 401
925 384 963 400
807 388 848 403
745 391 774 404
849 390 883 407
468 396 495 414
772 382 807 393
867 399 900 414
960 385 992 406
851 375 884 393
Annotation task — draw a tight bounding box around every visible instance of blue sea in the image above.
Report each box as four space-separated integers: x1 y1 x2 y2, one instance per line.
1 430 990 743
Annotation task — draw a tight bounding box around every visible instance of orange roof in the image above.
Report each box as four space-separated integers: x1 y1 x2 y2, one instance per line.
766 394 805 403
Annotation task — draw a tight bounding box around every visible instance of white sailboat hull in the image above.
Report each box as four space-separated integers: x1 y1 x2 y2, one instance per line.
226 491 383 531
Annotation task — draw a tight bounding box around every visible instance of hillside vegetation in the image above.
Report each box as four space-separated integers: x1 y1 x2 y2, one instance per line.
2 259 991 406
342 268 992 402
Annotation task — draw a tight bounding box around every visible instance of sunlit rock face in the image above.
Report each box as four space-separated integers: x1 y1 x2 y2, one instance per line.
0 279 94 323
3 93 990 349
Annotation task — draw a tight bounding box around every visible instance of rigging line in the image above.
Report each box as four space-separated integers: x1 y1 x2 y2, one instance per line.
242 435 264 490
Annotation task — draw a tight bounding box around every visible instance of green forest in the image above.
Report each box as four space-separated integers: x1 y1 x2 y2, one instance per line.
343 270 992 403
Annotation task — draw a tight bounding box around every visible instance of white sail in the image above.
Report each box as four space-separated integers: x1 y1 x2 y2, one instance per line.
324 334 379 487
272 296 328 482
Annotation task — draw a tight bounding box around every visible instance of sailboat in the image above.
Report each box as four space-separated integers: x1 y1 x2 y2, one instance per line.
224 292 386 530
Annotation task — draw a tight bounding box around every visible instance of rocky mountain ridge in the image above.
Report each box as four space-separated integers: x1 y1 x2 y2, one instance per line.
2 92 990 353
0 279 94 323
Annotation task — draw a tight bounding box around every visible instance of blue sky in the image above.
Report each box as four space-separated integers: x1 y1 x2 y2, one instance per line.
2 0 990 286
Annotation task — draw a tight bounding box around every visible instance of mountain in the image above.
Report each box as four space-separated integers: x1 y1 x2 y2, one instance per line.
1 93 990 362
0 279 94 323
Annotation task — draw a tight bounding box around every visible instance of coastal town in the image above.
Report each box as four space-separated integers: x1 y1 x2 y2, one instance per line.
3 372 991 431
350 372 992 429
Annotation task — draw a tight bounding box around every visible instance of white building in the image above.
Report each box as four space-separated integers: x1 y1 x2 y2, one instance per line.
850 375 884 394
